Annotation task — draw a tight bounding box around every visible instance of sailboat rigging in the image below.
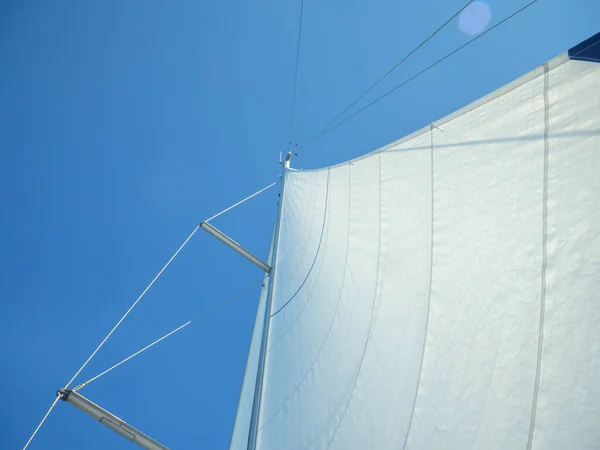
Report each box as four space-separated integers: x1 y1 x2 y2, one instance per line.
21 1 600 449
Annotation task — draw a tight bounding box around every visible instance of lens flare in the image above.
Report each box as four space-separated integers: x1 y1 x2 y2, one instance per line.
459 1 492 36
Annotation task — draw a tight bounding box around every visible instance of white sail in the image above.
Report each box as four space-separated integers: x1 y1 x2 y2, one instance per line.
233 32 600 449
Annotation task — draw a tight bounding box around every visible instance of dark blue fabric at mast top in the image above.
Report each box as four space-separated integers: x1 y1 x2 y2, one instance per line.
569 31 600 63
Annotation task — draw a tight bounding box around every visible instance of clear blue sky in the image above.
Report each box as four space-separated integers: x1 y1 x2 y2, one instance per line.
1 0 598 448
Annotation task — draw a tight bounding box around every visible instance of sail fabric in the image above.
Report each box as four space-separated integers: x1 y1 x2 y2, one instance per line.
230 229 276 450
243 51 600 450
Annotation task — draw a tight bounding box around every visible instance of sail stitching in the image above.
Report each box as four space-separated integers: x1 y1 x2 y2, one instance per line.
401 125 436 450
270 170 331 318
259 164 352 430
527 62 550 450
324 153 382 450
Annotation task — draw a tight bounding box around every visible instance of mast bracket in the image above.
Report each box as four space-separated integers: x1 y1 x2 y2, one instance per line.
279 151 292 168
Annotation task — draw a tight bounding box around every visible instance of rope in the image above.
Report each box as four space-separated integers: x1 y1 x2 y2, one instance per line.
300 0 475 151
301 0 540 150
23 180 278 449
289 0 305 143
73 280 263 390
63 225 200 390
75 322 191 390
22 396 61 450
64 179 278 390
205 181 279 222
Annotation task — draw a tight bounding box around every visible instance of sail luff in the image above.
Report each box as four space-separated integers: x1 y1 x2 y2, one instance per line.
240 31 600 450
246 169 288 450
229 225 277 450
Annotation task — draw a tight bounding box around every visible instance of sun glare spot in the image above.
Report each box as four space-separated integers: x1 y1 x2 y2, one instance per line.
458 1 492 36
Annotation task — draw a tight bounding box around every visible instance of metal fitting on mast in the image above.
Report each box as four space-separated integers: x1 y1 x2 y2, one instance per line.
57 389 169 450
283 151 292 169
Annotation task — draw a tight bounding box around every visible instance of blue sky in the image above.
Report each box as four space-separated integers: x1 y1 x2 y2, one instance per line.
1 0 598 448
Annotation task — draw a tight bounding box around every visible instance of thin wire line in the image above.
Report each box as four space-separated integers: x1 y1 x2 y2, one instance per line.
301 0 540 150
76 322 191 390
205 181 279 222
269 169 330 318
63 225 200 390
300 0 475 150
24 182 278 448
289 0 305 143
65 180 279 390
22 395 61 450
75 279 262 390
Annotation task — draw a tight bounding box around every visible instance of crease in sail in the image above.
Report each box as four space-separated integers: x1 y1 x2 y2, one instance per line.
267 206 331 352
282 175 319 285
269 170 331 318
258 165 352 431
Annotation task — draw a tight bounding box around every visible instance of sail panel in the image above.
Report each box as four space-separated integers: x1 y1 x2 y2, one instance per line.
532 59 600 449
234 33 600 450
229 229 276 450
406 64 546 450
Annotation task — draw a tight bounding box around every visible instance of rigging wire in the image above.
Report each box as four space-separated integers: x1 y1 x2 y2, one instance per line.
288 0 306 144
22 396 61 450
64 179 278 391
299 0 475 151
63 225 200 391
301 0 540 150
74 278 264 391
205 180 279 222
22 179 279 449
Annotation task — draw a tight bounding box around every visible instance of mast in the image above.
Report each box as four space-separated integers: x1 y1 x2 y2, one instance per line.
245 153 291 450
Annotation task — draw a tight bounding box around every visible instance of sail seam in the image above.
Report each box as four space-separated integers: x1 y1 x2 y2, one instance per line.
401 125 435 450
258 164 352 430
527 62 550 450
325 153 382 449
270 170 331 318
